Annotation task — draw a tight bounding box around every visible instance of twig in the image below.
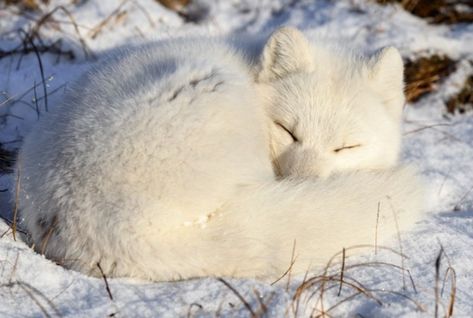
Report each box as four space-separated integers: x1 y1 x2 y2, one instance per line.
217 278 256 318
97 262 114 301
337 248 346 297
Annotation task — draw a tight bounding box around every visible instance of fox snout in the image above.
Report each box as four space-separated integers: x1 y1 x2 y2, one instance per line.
275 148 332 179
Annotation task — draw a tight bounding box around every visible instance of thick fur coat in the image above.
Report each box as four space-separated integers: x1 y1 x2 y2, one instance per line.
18 28 425 281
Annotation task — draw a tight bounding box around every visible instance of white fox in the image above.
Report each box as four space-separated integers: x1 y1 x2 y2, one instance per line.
18 27 424 281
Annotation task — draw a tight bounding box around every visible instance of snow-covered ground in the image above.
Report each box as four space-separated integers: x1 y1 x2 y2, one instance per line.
0 0 472 316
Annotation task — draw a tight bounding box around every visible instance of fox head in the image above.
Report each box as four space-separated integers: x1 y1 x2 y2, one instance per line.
257 27 405 178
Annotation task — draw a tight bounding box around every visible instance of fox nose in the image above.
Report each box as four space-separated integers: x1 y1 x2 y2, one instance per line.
277 148 332 179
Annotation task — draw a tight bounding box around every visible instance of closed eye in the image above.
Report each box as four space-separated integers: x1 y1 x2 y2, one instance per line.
333 144 361 153
275 122 298 142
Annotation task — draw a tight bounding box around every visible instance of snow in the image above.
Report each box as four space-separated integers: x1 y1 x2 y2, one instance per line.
0 0 472 316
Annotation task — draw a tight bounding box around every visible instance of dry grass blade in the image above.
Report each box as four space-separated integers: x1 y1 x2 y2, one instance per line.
309 276 383 317
131 0 156 27
434 247 443 318
291 245 412 317
292 274 382 317
289 264 312 317
292 245 406 310
403 123 452 136
88 0 129 39
345 261 418 293
186 302 202 318
0 214 29 238
453 184 473 211
19 29 49 112
318 291 363 316
387 196 406 290
0 281 63 317
253 289 275 317
317 244 407 299
24 5 92 58
18 283 53 318
270 239 297 288
337 248 346 297
217 278 256 318
8 252 20 284
369 288 425 311
444 267 456 318
97 263 114 301
436 240 457 317
0 34 75 61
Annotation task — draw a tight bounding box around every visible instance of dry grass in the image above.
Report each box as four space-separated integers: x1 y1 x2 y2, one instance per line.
403 54 473 113
447 73 473 114
2 0 47 11
155 0 190 12
214 246 427 317
376 0 473 24
214 244 457 317
404 55 457 103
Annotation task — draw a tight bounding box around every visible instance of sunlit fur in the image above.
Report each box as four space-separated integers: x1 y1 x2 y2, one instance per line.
18 30 424 281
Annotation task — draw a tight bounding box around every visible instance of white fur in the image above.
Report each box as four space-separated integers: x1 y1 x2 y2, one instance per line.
18 30 424 281
259 27 406 178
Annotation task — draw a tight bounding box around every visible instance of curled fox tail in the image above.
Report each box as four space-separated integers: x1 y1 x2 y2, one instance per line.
103 165 424 281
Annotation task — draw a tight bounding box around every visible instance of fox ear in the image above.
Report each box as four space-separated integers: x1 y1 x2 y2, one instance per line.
257 27 313 82
370 47 405 120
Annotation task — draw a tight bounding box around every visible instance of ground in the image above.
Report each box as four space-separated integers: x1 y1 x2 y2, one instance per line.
0 0 472 317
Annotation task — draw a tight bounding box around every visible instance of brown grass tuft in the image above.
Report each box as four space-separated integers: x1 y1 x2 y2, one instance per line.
404 55 457 103
446 73 473 114
376 0 473 24
2 0 47 11
155 0 190 12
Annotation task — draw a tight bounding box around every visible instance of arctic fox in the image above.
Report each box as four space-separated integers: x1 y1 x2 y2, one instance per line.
18 27 424 281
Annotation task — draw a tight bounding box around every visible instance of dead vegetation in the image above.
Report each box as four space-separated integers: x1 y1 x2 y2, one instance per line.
403 54 473 114
155 0 190 12
376 0 473 24
215 245 457 317
2 0 48 11
404 55 457 103
447 74 473 114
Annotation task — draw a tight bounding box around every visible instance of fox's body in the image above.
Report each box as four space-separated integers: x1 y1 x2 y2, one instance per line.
18 28 424 281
